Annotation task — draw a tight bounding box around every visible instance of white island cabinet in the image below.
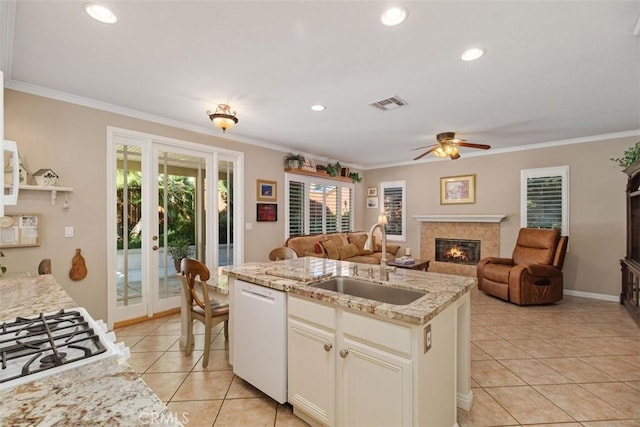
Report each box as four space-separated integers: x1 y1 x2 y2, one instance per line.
288 294 462 427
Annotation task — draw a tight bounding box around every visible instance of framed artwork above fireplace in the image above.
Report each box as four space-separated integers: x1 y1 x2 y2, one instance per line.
440 174 475 205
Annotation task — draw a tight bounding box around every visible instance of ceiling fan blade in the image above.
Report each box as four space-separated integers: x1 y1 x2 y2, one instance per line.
413 147 437 160
457 142 491 150
410 144 436 151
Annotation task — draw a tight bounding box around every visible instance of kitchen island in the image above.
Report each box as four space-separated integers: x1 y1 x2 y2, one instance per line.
0 274 179 426
223 257 475 427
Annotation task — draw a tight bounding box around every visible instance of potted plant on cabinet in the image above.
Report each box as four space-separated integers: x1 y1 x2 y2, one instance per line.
284 153 305 169
167 238 192 273
611 141 640 171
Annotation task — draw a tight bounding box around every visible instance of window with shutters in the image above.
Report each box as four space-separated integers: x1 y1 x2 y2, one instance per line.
520 166 569 235
285 173 354 238
380 180 406 242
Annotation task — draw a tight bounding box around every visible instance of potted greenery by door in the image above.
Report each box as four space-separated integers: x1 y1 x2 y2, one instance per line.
168 238 192 273
284 153 305 169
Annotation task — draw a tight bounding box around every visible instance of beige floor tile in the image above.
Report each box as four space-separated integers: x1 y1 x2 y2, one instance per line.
131 335 181 352
581 421 640 427
508 339 572 358
275 404 310 426
544 338 612 357
214 397 277 426
173 370 234 401
472 360 526 387
226 376 266 399
149 321 183 335
471 343 493 361
490 324 548 340
626 381 640 392
146 350 203 373
473 340 532 360
471 325 503 340
579 356 640 381
192 349 232 372
580 382 640 418
540 358 616 383
210 333 230 350
166 400 223 427
524 423 581 427
534 384 628 421
485 386 574 424
618 355 640 368
458 388 519 427
127 351 164 373
499 359 572 385
115 322 162 336
118 335 145 348
141 372 188 402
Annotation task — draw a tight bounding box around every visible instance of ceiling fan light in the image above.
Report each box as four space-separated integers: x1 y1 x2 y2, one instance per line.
434 147 448 158
443 144 456 155
207 104 238 133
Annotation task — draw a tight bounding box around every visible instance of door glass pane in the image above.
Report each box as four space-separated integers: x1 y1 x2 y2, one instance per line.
218 159 234 267
116 144 143 307
158 151 202 302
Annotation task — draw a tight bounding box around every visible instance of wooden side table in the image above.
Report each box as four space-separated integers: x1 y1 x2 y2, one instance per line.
387 259 430 272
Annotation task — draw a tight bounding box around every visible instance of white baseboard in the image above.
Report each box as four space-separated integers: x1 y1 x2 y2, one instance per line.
563 289 619 302
457 390 474 411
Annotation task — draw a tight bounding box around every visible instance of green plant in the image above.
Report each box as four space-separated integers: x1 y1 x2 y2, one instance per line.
283 153 304 168
611 141 640 170
167 238 192 260
349 172 362 183
325 162 341 177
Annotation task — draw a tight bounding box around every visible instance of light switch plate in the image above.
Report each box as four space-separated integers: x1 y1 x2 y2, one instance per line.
64 226 74 238
424 323 432 353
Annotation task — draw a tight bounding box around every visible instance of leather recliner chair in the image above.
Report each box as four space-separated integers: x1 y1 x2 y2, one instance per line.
477 228 568 305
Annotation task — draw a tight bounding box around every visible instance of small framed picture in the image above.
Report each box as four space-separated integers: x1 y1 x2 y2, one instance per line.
440 174 476 205
367 187 378 197
366 197 379 209
256 179 277 202
257 203 278 222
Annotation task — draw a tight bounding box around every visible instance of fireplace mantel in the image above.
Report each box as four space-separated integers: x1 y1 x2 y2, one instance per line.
413 214 506 223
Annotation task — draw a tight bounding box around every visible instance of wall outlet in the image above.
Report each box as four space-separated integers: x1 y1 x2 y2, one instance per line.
424 323 432 353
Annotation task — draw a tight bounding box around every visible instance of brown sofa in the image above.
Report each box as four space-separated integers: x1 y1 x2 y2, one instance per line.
285 232 401 264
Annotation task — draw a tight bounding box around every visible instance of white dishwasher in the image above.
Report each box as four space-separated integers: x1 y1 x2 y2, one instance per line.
233 279 287 404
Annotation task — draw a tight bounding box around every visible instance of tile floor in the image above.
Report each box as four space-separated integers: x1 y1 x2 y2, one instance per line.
116 286 640 426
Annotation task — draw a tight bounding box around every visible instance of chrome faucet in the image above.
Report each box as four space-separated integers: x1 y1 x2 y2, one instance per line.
366 212 390 281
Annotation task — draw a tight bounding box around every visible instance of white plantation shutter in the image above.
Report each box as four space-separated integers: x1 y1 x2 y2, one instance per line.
521 166 569 235
380 180 406 242
286 174 354 238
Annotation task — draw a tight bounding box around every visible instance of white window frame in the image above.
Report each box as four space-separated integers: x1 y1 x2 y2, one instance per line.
285 173 355 240
520 166 569 235
380 180 406 242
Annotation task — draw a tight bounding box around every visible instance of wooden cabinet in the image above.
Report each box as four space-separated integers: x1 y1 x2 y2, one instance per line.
621 161 640 326
288 294 459 427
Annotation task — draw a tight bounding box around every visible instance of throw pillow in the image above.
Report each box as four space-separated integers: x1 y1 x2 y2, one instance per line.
338 243 360 260
348 234 368 253
320 240 340 260
314 241 325 254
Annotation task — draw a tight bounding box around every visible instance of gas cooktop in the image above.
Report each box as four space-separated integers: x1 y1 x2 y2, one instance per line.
0 307 128 391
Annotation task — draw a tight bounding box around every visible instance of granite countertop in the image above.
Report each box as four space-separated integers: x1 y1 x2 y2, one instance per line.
0 274 179 426
223 257 475 325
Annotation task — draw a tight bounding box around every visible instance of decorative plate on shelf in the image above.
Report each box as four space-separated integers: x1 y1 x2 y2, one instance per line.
0 216 14 228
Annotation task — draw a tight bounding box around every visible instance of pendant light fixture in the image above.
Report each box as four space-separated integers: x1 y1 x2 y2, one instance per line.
207 104 238 133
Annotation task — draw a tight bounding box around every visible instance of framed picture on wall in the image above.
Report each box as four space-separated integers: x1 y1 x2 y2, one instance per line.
256 179 277 202
367 187 378 197
440 174 476 205
257 203 278 222
366 197 378 209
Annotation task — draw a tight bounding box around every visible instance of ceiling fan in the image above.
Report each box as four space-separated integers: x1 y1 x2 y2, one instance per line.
412 132 491 160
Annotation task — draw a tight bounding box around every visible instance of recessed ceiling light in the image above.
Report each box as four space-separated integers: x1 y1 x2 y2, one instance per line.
461 48 484 61
84 3 117 24
381 7 407 26
311 104 326 112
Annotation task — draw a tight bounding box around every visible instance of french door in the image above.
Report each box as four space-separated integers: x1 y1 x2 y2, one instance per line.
107 127 242 326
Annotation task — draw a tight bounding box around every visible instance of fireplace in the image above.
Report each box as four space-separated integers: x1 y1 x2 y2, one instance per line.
435 238 481 265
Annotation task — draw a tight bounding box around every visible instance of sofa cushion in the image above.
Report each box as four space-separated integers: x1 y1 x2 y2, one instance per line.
304 250 327 258
320 240 340 260
348 234 368 253
338 243 360 260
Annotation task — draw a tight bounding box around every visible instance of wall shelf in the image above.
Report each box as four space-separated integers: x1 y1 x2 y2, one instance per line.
284 168 352 183
7 184 74 205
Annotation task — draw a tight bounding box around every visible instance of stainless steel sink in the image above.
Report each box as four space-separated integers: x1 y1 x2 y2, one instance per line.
311 277 426 305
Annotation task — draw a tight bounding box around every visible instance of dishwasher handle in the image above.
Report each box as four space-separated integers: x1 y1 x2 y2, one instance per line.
239 286 279 303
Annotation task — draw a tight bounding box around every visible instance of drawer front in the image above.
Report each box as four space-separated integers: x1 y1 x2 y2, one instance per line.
342 310 411 356
288 295 336 330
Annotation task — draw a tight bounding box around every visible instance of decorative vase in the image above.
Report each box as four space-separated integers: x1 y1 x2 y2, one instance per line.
69 248 87 281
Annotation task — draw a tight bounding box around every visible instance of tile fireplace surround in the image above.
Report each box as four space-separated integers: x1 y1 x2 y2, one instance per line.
414 215 506 277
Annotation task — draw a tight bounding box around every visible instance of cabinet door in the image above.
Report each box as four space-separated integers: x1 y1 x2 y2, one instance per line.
340 337 413 427
288 318 336 426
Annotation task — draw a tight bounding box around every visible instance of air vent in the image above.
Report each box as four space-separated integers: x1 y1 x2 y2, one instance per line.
369 95 408 111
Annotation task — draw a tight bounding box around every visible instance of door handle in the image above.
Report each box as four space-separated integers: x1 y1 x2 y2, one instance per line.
152 235 158 241
152 245 159 251
324 343 333 352
339 349 349 358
